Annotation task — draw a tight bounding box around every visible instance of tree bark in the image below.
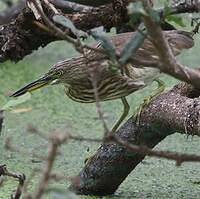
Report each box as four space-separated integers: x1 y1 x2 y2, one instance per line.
0 1 198 63
0 2 129 62
69 82 200 195
0 1 26 25
1 1 200 196
60 0 111 7
0 0 112 26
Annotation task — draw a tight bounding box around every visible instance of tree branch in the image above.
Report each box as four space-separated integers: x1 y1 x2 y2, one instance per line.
49 0 93 13
0 1 26 25
139 1 200 90
0 110 4 135
0 164 25 199
0 2 126 62
56 0 111 7
1 0 198 63
70 82 200 195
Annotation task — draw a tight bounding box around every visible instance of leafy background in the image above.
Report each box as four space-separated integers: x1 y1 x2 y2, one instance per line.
0 1 200 199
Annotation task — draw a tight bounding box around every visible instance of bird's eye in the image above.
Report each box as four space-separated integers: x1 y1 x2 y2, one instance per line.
51 71 63 77
56 71 63 76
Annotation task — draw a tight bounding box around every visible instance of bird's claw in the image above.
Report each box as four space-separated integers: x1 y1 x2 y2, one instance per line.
133 95 152 125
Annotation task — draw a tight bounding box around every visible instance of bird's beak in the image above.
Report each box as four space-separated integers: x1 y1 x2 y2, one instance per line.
10 75 57 97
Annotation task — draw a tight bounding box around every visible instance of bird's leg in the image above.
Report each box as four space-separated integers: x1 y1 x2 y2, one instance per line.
111 97 130 132
84 97 130 165
133 78 165 124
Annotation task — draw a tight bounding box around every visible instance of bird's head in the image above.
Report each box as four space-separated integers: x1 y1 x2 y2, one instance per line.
10 69 64 97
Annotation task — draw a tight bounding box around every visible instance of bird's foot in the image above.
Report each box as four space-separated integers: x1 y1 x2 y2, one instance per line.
133 78 165 125
84 145 102 165
133 95 152 125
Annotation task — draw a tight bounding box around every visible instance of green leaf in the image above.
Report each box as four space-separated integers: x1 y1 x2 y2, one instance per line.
1 93 31 111
127 2 147 23
129 12 142 23
128 2 147 16
53 15 78 35
90 30 117 64
149 8 160 22
108 65 119 72
163 6 172 16
119 23 147 64
53 15 88 38
166 15 185 27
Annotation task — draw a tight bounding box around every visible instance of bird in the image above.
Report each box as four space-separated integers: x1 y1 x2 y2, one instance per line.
10 30 194 132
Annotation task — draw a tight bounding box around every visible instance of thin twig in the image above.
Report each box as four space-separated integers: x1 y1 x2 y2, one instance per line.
0 110 4 135
34 0 111 59
141 0 200 89
0 177 6 187
30 0 76 42
90 70 110 136
49 0 93 13
11 174 26 199
110 134 200 166
4 137 46 160
0 165 25 199
27 124 50 140
30 0 107 56
43 0 59 15
22 168 38 194
31 131 68 199
69 135 102 142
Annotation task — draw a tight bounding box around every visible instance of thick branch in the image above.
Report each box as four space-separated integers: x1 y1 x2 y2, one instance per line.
49 0 93 13
63 0 111 7
0 2 129 62
0 0 112 26
0 0 95 26
0 1 26 25
70 82 200 195
1 1 199 63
